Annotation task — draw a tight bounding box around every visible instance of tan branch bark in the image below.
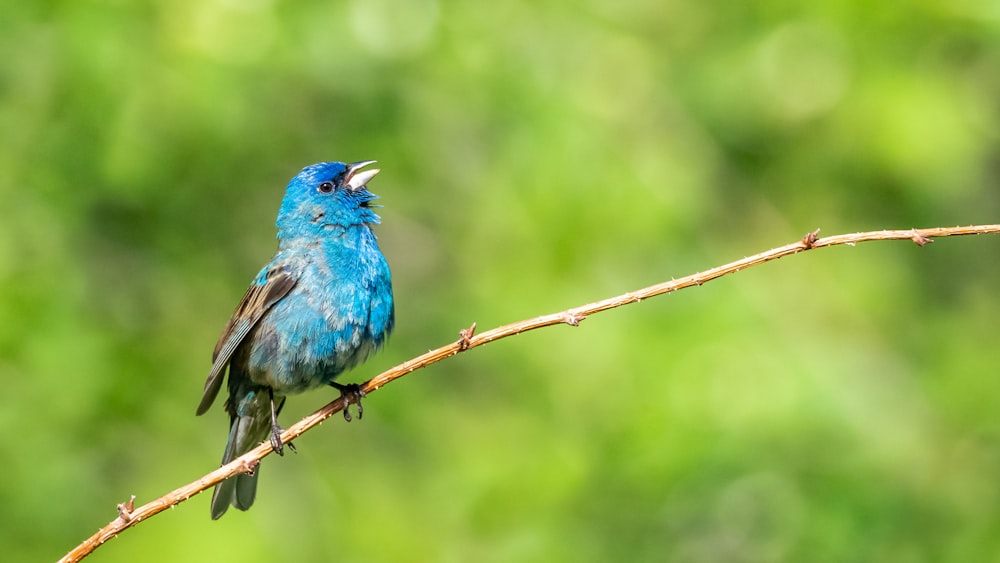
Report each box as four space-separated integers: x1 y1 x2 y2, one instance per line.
59 223 1000 562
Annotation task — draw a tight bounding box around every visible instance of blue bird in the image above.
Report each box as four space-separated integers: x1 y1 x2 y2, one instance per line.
196 161 394 519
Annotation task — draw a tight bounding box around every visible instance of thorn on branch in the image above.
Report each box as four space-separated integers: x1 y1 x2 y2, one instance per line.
802 228 821 248
116 495 136 523
457 322 477 351
563 312 585 326
910 230 933 247
239 458 259 476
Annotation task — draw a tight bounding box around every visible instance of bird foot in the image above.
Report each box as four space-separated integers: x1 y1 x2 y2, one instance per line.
267 389 294 455
330 382 366 422
269 421 296 456
269 422 284 455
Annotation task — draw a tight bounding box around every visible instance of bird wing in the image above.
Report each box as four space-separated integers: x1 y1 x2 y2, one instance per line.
196 266 297 415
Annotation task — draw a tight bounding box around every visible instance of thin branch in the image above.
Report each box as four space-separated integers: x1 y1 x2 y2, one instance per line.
59 223 1000 562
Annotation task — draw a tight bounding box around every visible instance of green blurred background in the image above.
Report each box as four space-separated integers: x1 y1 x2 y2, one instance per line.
3 1 1000 561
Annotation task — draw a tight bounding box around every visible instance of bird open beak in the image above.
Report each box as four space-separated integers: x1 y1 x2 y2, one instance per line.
346 160 380 191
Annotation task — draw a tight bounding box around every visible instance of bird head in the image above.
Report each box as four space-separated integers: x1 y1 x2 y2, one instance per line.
276 161 382 241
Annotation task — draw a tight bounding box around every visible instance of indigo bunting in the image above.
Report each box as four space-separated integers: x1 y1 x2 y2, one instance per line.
196 161 394 519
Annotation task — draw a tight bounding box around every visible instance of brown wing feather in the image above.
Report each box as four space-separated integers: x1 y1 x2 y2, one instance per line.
195 268 297 415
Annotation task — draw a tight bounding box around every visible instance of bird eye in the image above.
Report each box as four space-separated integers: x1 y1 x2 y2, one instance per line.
318 181 335 193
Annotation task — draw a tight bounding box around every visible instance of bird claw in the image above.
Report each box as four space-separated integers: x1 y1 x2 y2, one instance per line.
269 422 297 456
330 382 366 422
269 422 285 456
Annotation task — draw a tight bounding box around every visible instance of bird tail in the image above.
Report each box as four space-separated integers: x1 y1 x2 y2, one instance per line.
210 394 275 519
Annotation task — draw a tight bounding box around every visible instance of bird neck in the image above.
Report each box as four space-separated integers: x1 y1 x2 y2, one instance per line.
277 222 376 256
